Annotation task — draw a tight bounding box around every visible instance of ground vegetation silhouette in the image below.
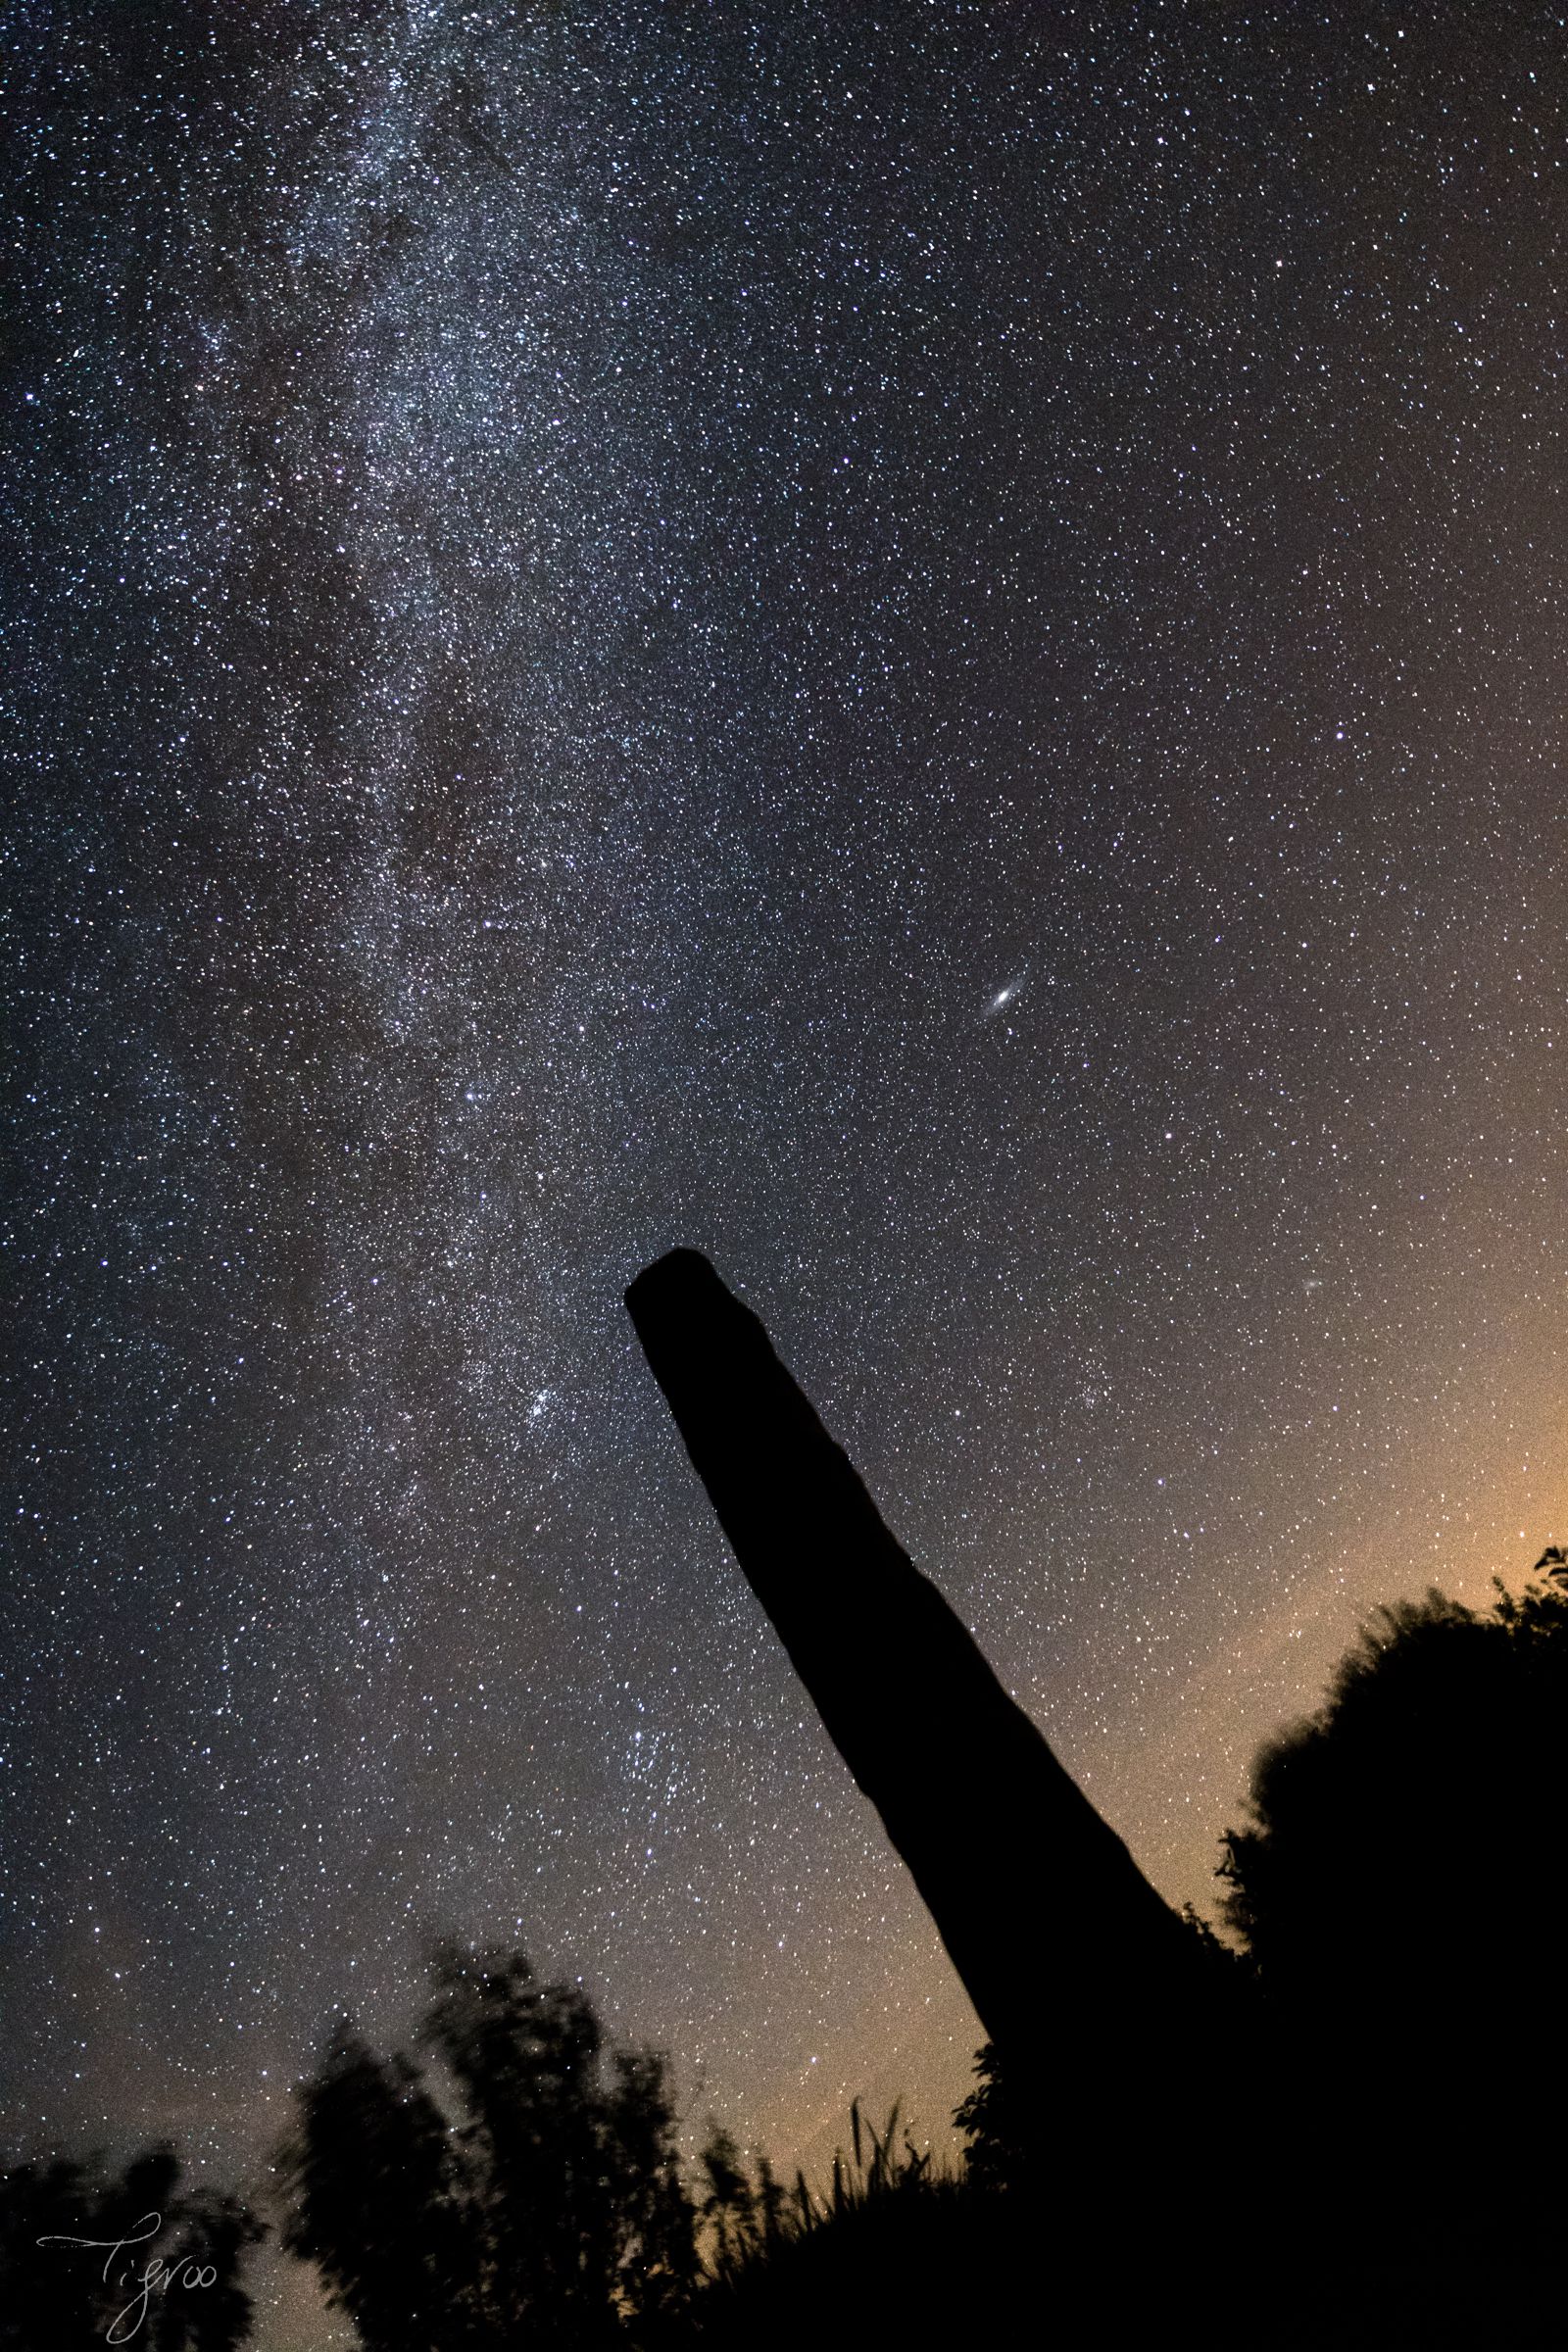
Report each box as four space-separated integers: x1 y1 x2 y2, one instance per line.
649 2097 993 2347
273 1943 1022 2346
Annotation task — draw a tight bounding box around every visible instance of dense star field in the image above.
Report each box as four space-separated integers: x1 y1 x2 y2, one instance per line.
4 2 1566 2339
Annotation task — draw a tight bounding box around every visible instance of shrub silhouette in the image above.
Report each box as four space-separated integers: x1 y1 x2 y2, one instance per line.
1219 1565 1568 1997
1215 1555 1568 2257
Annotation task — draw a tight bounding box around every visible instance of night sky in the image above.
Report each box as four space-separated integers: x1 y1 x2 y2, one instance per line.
5 3 1567 2341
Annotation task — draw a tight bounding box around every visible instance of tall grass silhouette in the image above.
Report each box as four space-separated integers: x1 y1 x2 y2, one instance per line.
659 2096 1026 2349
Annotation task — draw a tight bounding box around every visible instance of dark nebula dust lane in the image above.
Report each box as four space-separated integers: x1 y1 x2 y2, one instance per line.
4 5 1567 2342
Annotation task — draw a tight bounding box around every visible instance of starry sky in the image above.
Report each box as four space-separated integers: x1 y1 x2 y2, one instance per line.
5 2 1567 2341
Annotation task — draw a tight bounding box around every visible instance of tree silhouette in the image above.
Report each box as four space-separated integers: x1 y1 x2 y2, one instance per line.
276 1942 701 2348
277 2021 478 2352
600 2050 700 2328
151 2184 267 2352
418 1943 623 2348
1 2145 262 2352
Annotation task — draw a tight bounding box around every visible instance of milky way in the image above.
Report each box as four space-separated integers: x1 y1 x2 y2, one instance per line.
5 6 1567 2342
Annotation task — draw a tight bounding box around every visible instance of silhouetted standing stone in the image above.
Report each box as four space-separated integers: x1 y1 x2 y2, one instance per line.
626 1249 1241 2255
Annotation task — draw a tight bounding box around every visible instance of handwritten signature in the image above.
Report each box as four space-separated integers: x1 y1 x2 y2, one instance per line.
37 2210 217 2343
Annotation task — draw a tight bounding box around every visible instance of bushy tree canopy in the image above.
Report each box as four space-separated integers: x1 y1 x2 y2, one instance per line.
276 1941 698 2351
1217 1558 1568 2015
